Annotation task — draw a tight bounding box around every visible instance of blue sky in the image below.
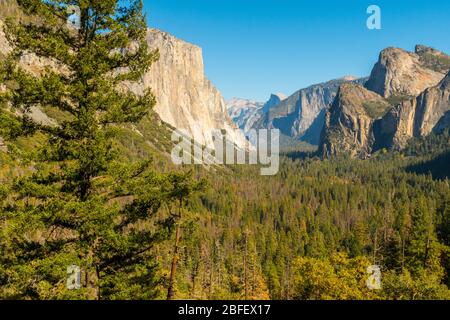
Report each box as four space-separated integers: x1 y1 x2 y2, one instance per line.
143 0 450 101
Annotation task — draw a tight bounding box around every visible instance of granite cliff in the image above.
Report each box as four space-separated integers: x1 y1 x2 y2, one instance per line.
365 45 449 99
226 93 286 139
320 45 450 157
1 20 246 150
250 77 365 146
126 29 246 148
227 98 264 135
373 70 450 151
319 83 390 158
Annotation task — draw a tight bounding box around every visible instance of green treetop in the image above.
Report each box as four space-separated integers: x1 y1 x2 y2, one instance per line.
0 0 175 300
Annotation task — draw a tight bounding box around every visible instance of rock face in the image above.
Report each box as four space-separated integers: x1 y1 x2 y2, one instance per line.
319 83 390 158
228 44 450 153
373 70 450 150
227 98 264 134
126 29 247 148
365 46 448 99
1 20 246 149
226 93 286 142
253 77 365 146
262 93 286 113
320 46 450 157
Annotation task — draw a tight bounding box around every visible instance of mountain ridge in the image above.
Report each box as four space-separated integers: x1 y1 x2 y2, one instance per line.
1 17 248 151
237 77 368 147
320 45 450 158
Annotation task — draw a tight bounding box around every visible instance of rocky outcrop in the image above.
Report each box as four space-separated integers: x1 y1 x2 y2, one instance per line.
252 77 365 146
412 70 450 136
1 18 246 149
226 94 286 146
262 93 286 113
365 46 448 99
373 70 450 150
434 111 450 134
319 83 390 158
371 101 415 151
126 29 247 148
229 45 450 153
227 98 264 134
415 45 450 74
226 93 286 141
320 46 450 157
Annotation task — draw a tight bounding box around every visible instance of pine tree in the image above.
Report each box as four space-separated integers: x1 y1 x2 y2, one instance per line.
0 0 172 299
437 197 450 285
164 171 206 300
407 197 442 274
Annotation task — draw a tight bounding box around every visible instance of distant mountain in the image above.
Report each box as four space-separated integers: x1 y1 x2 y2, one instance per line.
365 45 449 99
125 29 247 149
319 83 390 158
373 70 450 151
250 77 366 147
319 45 450 158
0 19 248 151
227 98 264 134
226 93 287 144
227 45 450 153
262 93 287 113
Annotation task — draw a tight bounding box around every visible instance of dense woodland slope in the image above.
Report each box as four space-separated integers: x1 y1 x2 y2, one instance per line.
0 0 450 300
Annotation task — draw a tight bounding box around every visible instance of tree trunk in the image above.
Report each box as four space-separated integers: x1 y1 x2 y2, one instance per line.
190 271 197 299
244 232 248 300
167 209 181 300
424 236 430 268
95 266 101 300
401 237 405 271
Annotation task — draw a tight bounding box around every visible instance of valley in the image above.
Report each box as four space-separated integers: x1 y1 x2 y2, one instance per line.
1 0 450 301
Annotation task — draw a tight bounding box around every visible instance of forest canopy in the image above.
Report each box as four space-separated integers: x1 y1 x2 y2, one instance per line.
0 0 449 300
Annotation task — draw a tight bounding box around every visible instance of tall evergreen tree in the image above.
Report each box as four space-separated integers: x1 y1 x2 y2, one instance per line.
164 171 206 300
407 197 442 274
0 0 172 299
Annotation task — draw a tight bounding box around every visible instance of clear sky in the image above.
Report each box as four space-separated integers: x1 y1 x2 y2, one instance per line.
142 0 450 102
